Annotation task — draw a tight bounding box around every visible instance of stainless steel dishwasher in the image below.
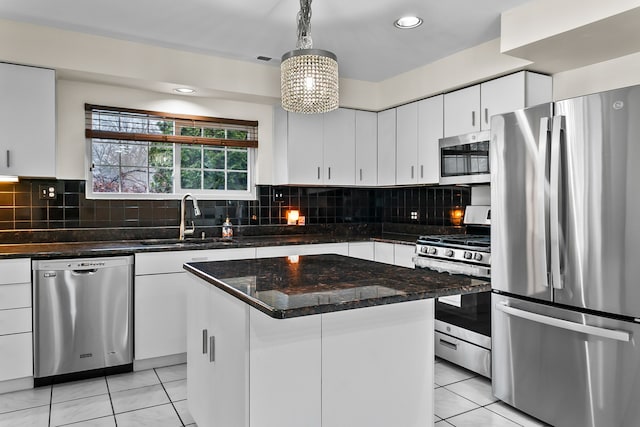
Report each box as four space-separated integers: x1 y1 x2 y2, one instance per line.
33 256 133 384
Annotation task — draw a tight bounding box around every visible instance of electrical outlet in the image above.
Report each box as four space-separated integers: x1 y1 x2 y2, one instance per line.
39 184 57 200
273 189 285 203
410 211 419 220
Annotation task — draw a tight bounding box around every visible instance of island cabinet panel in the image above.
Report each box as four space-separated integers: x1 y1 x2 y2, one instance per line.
187 276 250 427
249 310 322 427
321 299 434 427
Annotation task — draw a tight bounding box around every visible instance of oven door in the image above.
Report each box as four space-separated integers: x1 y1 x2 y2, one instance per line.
439 131 490 185
436 291 491 339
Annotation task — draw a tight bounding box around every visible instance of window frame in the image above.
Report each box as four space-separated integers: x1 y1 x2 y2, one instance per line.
84 104 258 201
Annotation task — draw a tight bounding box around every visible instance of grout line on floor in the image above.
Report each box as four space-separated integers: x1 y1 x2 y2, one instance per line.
104 375 118 427
154 367 186 427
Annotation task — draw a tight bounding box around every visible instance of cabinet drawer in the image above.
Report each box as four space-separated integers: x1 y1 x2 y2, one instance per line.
0 258 31 284
0 282 31 310
0 332 33 381
0 308 31 335
135 248 256 275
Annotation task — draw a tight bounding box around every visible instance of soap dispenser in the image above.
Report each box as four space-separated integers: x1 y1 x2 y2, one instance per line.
222 217 233 240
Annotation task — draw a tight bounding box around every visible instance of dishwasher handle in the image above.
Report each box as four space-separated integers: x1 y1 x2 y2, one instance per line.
71 269 98 275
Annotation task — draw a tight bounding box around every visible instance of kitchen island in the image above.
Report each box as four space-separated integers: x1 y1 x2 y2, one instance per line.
184 254 489 427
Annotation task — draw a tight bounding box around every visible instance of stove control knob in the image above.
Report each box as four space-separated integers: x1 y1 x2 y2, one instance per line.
427 247 437 255
445 249 454 257
463 251 473 260
421 246 428 254
473 253 483 261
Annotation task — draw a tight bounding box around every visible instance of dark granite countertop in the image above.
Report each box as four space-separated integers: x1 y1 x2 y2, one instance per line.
0 233 418 259
184 254 490 319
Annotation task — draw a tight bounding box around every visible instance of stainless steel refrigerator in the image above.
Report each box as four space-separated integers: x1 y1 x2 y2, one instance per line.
490 85 640 427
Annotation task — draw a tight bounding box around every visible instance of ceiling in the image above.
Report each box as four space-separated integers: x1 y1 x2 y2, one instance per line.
0 0 533 83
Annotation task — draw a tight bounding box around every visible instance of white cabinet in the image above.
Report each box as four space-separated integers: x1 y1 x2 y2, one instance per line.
396 96 444 185
373 242 415 268
354 111 377 186
395 103 419 185
0 63 55 177
0 258 32 382
377 109 396 186
255 243 348 259
323 108 355 185
278 108 357 186
287 112 324 184
444 71 552 137
134 248 256 362
444 85 481 137
417 95 444 184
347 241 375 261
480 71 552 131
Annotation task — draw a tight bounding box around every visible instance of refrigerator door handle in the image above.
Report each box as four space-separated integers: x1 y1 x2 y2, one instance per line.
538 117 552 288
496 302 630 342
550 115 565 289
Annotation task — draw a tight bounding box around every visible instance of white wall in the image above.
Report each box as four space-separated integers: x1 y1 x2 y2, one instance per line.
552 51 640 100
56 80 274 183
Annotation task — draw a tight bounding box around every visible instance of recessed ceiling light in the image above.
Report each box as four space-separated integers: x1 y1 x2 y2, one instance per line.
174 88 195 94
394 16 423 29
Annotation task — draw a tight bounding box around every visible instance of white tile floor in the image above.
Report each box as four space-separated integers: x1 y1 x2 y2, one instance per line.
0 364 194 427
434 358 551 427
0 359 551 427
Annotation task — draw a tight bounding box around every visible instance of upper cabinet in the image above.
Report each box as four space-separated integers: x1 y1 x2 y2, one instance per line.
0 63 55 177
396 96 444 185
444 71 552 137
323 108 356 186
354 111 377 186
377 109 396 186
274 107 363 186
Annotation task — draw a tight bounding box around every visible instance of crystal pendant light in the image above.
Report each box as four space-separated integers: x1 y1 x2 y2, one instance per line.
281 0 338 114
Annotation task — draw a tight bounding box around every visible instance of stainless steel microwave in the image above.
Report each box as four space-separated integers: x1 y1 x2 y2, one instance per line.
439 130 490 185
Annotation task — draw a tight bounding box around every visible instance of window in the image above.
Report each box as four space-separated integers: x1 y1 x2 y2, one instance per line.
85 104 258 199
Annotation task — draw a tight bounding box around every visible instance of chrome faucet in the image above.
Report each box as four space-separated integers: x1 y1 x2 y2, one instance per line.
179 193 201 240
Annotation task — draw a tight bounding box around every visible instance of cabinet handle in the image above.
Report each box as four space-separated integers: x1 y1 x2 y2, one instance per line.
485 108 489 125
359 168 363 181
6 150 10 168
328 167 331 180
439 338 458 351
471 111 476 127
317 166 320 180
411 166 414 179
420 165 424 179
209 336 216 363
202 329 208 354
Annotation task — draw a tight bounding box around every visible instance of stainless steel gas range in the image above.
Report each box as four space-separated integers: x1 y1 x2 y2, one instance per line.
413 205 491 378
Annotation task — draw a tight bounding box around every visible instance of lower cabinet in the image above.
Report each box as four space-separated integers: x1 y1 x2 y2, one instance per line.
0 258 32 383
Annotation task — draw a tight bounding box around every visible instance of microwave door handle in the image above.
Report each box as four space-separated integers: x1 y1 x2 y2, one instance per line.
495 302 630 342
538 117 551 288
550 115 565 290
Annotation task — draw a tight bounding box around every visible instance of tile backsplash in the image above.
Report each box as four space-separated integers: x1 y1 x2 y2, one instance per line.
0 179 470 231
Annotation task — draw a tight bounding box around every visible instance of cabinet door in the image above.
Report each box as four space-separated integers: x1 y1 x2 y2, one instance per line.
393 244 416 269
395 103 418 185
0 63 55 177
480 73 526 131
355 111 377 186
256 243 349 259
348 241 375 261
418 95 443 184
373 242 394 265
377 109 396 185
0 333 32 381
444 85 480 137
186 276 214 425
287 112 324 184
323 108 355 185
135 273 187 360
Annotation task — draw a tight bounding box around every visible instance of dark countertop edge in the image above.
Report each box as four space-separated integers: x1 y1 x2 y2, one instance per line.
0 234 416 259
183 263 491 320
